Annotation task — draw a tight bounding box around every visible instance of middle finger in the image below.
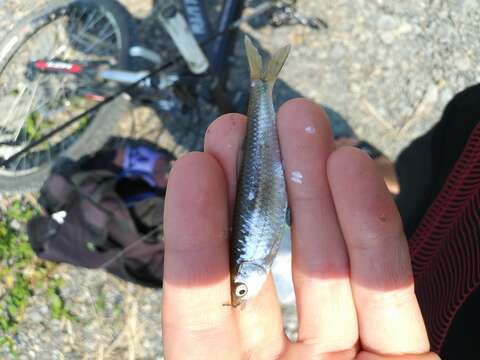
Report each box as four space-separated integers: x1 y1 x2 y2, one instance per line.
278 99 358 352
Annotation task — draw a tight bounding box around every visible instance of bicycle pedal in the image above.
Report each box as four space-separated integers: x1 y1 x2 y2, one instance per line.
129 46 162 65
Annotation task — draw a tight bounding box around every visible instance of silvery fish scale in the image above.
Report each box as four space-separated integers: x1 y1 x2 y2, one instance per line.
232 79 287 281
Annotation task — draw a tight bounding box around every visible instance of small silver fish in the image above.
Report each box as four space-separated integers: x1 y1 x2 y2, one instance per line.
230 37 290 308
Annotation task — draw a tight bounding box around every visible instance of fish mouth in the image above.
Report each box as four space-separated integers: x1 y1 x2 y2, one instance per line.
231 297 247 310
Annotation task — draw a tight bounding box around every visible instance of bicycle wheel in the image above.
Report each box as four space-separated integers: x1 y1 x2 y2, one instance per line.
0 0 136 193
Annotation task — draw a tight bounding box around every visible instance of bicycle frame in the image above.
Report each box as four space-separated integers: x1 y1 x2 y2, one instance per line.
181 0 245 75
31 0 245 82
0 0 325 173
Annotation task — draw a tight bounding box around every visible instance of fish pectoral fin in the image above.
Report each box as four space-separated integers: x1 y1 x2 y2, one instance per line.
244 36 263 80
265 44 291 83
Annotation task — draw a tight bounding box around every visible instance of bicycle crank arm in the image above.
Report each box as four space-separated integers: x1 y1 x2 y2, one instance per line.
98 70 179 89
129 46 163 66
98 69 151 84
155 1 209 74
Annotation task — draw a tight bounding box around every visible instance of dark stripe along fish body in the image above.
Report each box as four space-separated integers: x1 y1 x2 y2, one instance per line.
230 37 290 308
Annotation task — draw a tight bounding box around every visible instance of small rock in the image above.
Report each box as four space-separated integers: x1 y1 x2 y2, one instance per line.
380 32 395 45
29 311 43 323
352 62 363 71
425 84 439 104
377 106 388 118
386 58 395 68
400 105 414 118
84 339 97 352
9 219 21 231
331 44 346 59
456 57 471 71
317 50 328 60
455 76 467 90
377 14 398 30
39 304 49 316
350 83 361 93
432 68 443 82
397 23 413 34
440 88 454 104
438 10 449 19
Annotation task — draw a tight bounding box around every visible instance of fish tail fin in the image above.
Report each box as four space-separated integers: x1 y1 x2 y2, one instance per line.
244 36 263 80
244 36 291 84
264 44 291 84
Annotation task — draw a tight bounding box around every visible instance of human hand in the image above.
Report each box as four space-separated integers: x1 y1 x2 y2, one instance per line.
162 99 440 360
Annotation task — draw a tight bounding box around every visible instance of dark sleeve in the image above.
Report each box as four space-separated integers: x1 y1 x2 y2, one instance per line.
395 83 480 238
394 84 480 359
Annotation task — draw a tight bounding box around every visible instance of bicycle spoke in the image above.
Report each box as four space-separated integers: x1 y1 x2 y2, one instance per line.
13 81 40 141
29 84 66 143
68 30 117 56
76 9 114 50
27 88 60 118
78 9 102 37
2 85 27 131
67 33 94 50
12 130 27 172
66 5 91 39
84 26 116 54
97 20 115 40
75 4 91 26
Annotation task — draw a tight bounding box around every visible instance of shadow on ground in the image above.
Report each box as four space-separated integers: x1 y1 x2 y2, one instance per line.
132 21 353 151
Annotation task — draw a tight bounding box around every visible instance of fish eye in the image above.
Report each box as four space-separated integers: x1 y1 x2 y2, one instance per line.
235 283 248 298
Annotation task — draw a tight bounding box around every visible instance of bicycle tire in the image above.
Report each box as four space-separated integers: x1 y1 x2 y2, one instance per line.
0 0 136 193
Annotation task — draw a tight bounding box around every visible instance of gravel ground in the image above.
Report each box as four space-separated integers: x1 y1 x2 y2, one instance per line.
1 0 480 358
255 0 480 158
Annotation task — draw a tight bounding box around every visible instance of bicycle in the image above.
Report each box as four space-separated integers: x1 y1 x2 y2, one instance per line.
0 0 325 193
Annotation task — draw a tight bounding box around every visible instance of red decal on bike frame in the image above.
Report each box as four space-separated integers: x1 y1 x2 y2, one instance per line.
34 60 83 74
84 93 105 102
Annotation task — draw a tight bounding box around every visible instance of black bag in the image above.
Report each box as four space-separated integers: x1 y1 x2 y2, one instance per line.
27 145 172 288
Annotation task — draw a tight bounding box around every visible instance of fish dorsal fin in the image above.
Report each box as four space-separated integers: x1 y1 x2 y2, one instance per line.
244 36 263 80
244 36 291 84
265 44 291 84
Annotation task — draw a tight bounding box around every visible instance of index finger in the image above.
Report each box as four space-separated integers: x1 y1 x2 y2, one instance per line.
162 152 240 359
